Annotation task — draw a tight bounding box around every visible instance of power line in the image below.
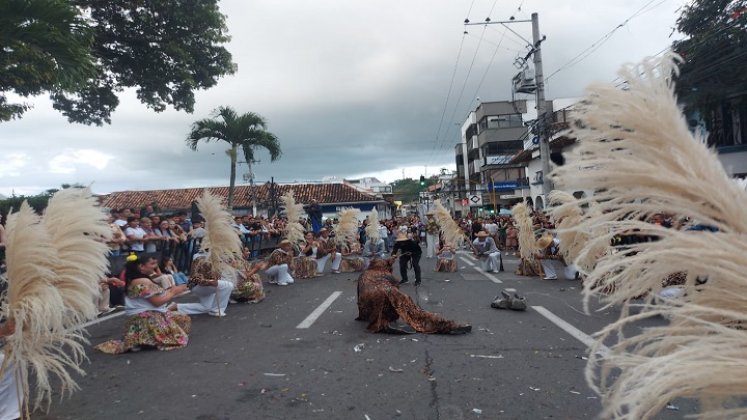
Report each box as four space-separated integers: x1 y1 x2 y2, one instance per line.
545 0 669 82
429 33 468 164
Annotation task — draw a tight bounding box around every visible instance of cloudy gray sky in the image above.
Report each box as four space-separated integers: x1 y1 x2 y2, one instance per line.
0 0 687 196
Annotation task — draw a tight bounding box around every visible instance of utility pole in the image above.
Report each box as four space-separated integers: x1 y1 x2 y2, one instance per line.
464 13 550 197
241 158 261 216
531 13 552 197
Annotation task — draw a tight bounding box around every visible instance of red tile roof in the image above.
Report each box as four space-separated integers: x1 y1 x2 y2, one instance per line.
101 182 383 211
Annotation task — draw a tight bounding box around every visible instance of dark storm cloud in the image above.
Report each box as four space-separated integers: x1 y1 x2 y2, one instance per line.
0 0 684 196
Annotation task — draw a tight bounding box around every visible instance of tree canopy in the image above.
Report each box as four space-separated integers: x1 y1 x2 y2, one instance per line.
391 176 439 204
674 0 747 111
1 0 235 124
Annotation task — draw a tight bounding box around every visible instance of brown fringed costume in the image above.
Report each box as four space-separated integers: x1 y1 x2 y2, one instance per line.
355 259 470 334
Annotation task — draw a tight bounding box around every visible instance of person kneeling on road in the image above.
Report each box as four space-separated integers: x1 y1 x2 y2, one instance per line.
182 251 235 317
536 235 579 281
264 239 295 286
472 231 503 273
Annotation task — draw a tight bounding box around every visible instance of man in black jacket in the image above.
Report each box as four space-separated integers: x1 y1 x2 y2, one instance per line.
391 227 422 285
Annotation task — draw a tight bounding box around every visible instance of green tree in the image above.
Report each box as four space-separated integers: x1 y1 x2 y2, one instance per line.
391 175 439 203
0 0 95 121
674 0 747 111
186 106 281 209
1 0 235 124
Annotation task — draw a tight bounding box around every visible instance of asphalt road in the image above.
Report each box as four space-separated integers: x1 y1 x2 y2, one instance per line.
37 252 696 420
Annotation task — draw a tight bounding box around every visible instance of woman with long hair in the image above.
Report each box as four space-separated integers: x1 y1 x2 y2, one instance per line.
95 255 191 354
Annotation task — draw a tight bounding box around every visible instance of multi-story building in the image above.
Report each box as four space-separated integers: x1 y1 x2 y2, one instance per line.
454 100 529 215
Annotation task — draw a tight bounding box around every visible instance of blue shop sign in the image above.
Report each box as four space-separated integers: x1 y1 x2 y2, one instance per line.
487 181 518 192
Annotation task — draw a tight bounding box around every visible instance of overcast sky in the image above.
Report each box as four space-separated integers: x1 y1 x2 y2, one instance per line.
0 0 687 196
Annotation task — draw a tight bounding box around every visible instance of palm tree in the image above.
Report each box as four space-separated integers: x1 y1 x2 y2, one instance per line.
186 106 281 210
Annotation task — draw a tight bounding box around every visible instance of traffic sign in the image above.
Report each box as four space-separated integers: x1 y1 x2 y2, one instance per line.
468 195 482 206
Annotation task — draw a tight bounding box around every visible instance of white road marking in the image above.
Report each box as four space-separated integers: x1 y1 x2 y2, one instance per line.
296 291 343 329
532 306 609 354
475 267 502 283
76 310 126 329
459 257 475 266
459 256 502 283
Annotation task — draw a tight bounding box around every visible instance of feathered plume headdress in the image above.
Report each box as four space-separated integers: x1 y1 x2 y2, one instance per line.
334 208 360 246
511 202 538 259
280 190 305 244
2 188 110 413
196 191 242 277
432 200 465 248
365 208 380 243
552 54 747 419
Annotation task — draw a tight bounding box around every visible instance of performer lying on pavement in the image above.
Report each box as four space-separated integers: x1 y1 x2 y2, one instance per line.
355 258 471 334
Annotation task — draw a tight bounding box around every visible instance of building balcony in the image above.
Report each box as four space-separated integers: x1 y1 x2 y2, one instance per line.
477 126 528 148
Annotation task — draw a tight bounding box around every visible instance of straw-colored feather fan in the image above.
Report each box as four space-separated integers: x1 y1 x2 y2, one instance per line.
552 54 747 419
432 200 465 248
365 208 380 243
280 190 305 244
196 191 242 276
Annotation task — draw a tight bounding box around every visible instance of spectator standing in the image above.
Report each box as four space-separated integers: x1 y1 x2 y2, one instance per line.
304 199 323 235
124 217 146 254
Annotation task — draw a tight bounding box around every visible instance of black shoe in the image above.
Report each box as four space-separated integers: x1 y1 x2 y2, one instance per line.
400 280 409 285
414 281 421 286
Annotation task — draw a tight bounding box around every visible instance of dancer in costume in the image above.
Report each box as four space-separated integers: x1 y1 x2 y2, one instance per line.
339 240 365 273
355 259 471 334
535 235 579 281
424 212 439 258
264 240 295 285
315 228 341 274
96 255 191 353
431 199 466 273
182 252 235 316
179 191 242 317
435 243 457 272
391 227 422 285
230 259 267 303
295 232 321 278
471 231 503 272
512 202 543 277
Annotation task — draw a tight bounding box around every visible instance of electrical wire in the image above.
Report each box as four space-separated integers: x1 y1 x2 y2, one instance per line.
545 0 670 82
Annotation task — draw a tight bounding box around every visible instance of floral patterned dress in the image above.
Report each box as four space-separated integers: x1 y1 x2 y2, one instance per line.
231 260 266 303
95 282 191 354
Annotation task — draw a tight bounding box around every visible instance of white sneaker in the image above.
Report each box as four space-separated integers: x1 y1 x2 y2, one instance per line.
208 311 227 317
277 282 289 286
